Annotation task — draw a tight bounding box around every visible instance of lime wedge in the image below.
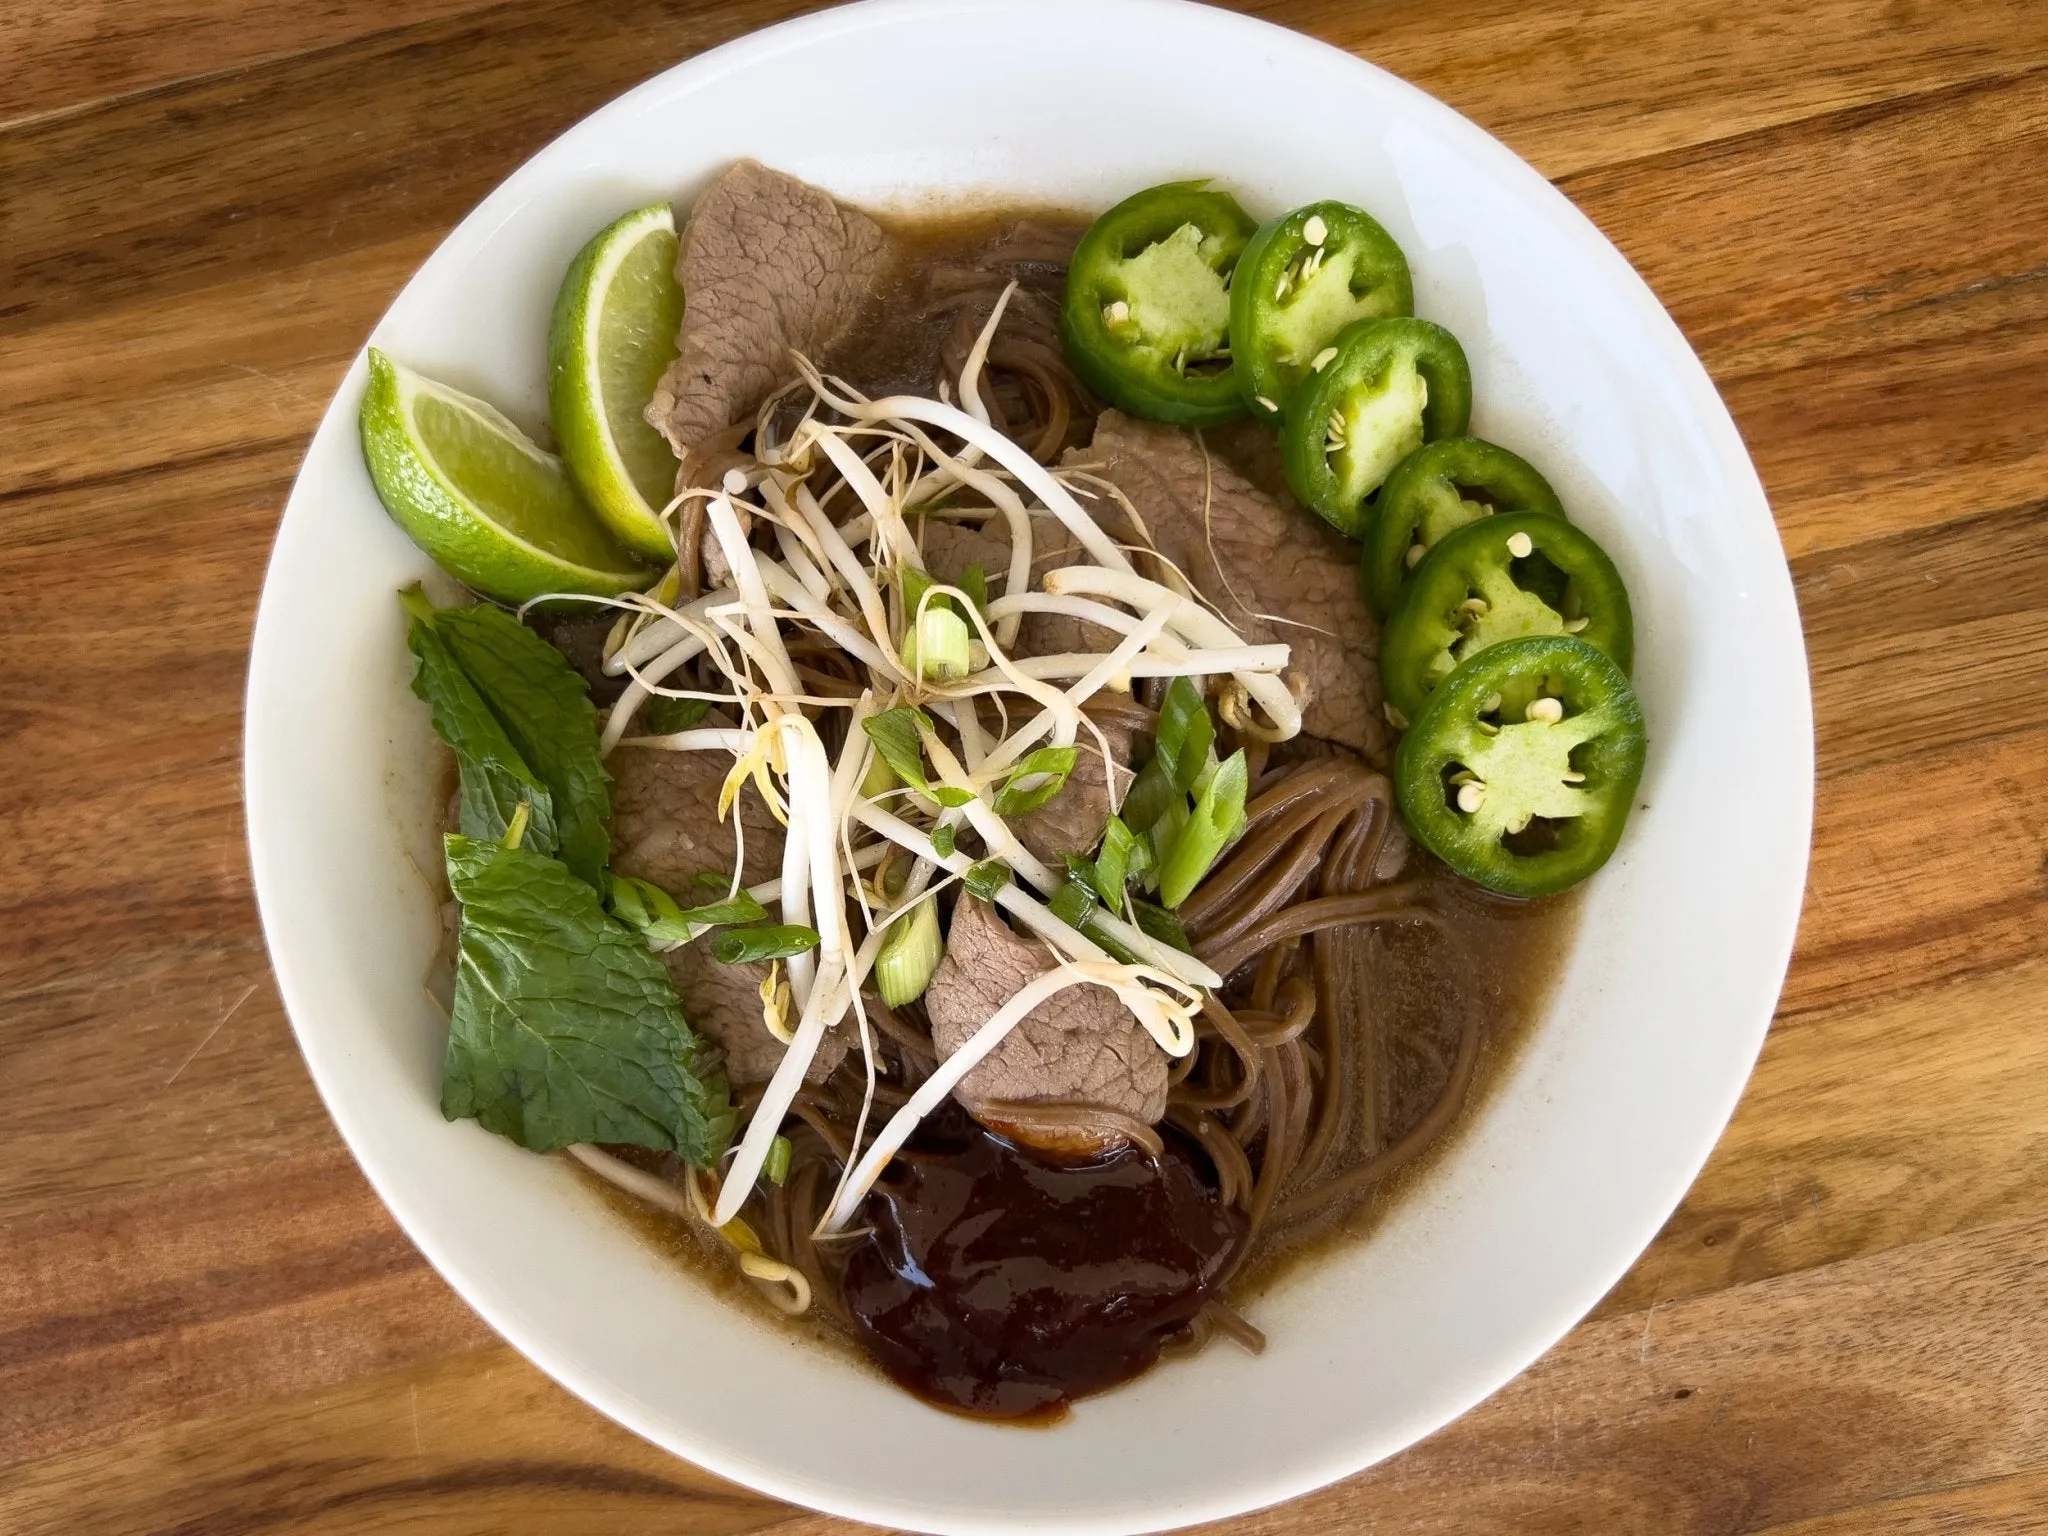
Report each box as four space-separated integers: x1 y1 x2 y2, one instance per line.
548 201 686 560
360 349 653 604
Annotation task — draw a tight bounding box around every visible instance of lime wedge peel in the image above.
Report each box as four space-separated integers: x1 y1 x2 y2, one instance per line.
360 348 653 606
548 201 686 561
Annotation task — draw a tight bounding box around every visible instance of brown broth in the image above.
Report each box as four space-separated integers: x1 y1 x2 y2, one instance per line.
573 202 1585 1399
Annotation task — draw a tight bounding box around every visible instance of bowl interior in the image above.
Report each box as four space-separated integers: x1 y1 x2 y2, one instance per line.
246 2 1812 1531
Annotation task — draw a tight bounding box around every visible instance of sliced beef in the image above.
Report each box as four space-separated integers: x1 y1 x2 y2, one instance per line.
609 744 847 1086
925 896 1167 1156
1053 412 1391 763
915 516 1012 592
1012 713 1136 868
646 160 890 462
527 610 628 706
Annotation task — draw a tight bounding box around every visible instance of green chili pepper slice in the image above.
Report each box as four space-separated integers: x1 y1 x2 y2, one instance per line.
1280 316 1471 539
1362 438 1566 619
1380 512 1632 723
1394 636 1646 898
1228 201 1413 423
1060 182 1258 427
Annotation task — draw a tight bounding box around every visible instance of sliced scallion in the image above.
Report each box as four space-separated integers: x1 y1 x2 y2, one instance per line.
711 924 823 965
764 1134 793 1187
906 603 972 682
1079 915 1146 967
956 563 989 616
863 707 936 791
1093 815 1140 905
859 742 898 803
963 859 1012 901
992 745 1079 817
874 896 943 1006
1120 756 1180 835
1154 676 1216 792
607 873 769 946
930 821 957 859
1048 878 1099 929
1158 749 1249 908
1147 791 1191 882
1131 897 1194 954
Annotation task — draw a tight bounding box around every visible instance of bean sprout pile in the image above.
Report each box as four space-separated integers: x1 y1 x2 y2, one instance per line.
551 290 1307 1285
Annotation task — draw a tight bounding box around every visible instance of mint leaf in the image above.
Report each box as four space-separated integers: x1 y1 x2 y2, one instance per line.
406 615 561 855
930 822 957 859
432 602 612 891
441 835 733 1162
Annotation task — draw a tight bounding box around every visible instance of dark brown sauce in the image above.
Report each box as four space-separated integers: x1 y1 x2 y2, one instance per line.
840 1107 1244 1420
574 202 1586 1409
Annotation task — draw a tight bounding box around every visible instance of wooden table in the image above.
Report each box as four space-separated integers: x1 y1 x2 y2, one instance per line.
5 0 2046 1530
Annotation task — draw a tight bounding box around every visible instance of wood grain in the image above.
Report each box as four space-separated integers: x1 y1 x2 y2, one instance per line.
4 0 2046 1531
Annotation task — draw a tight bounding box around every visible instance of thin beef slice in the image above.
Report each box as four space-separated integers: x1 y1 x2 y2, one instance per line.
646 160 890 461
1048 412 1390 763
608 744 847 1086
915 516 1012 593
1012 712 1137 868
924 896 1167 1157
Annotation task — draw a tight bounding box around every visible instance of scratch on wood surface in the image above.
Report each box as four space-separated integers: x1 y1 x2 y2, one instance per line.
164 982 257 1086
1638 1298 1669 1364
409 1385 422 1461
231 361 316 414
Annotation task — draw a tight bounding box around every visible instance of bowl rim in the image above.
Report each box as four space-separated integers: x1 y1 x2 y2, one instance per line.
246 1 1814 1530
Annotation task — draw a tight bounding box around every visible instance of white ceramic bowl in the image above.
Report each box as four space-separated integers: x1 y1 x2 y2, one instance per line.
245 2 1812 1530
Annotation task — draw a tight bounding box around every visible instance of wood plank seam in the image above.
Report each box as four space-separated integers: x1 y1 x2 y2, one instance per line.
0 435 309 512
1555 55 2048 196
0 0 559 135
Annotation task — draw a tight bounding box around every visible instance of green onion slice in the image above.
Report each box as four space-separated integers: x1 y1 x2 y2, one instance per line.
764 1134 793 1187
992 745 1079 817
1093 815 1141 904
963 860 1011 901
1158 748 1249 908
711 924 823 964
1154 676 1216 792
1131 897 1194 954
875 896 943 1007
1048 878 1099 929
607 873 769 945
